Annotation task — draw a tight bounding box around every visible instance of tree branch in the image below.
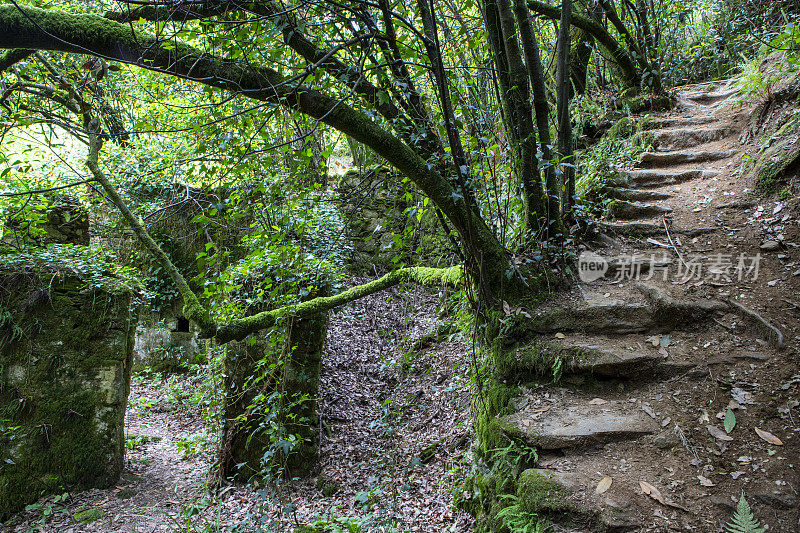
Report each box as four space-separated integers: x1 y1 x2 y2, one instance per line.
526 0 639 88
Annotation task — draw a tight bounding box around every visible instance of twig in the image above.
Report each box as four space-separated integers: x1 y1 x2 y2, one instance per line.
662 218 688 272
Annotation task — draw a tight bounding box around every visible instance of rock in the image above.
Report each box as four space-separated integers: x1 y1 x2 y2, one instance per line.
760 240 781 251
607 200 672 220
613 169 719 189
606 187 673 202
653 430 680 449
0 264 137 520
501 400 657 450
753 490 797 510
652 127 730 151
640 115 717 130
709 495 736 512
542 339 692 378
638 150 737 167
517 469 640 531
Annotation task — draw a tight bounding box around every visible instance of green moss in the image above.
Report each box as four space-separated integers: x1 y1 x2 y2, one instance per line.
474 378 517 457
753 134 800 193
607 116 635 140
620 93 672 113
516 470 571 514
632 130 656 152
73 508 104 523
0 269 133 519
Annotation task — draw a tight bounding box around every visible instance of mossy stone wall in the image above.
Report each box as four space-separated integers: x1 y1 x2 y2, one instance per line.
336 168 450 270
0 268 135 520
219 287 329 481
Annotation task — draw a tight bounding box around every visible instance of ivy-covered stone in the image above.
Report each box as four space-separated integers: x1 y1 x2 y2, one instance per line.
0 258 136 520
219 284 330 481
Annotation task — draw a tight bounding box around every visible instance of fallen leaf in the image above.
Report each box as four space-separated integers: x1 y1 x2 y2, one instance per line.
659 334 671 347
554 332 566 339
641 403 657 419
639 481 665 504
707 425 734 441
697 475 715 487
532 406 552 414
755 427 783 445
588 398 607 405
595 476 612 494
724 409 736 434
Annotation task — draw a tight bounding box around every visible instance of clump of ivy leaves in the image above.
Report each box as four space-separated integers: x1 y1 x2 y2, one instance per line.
0 243 142 294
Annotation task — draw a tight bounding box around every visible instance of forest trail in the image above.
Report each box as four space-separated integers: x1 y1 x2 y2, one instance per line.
501 82 799 531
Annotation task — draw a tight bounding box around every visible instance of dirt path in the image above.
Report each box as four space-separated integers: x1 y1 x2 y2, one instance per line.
4 285 474 532
503 82 799 531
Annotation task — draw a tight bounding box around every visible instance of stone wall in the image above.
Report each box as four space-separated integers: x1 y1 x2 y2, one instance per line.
336 167 451 270
220 289 329 482
0 264 136 519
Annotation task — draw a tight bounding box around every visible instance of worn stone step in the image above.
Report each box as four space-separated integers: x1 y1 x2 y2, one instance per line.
681 88 738 105
514 468 641 531
640 115 716 130
611 169 719 188
606 187 672 202
607 200 672 220
501 396 658 450
638 149 737 167
598 221 715 237
540 337 694 378
652 127 729 151
523 283 727 335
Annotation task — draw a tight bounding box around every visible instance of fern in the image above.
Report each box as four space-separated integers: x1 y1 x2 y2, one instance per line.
495 495 547 533
725 492 765 533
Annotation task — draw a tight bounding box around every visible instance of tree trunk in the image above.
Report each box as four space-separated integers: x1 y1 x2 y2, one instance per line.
556 0 575 210
526 0 640 90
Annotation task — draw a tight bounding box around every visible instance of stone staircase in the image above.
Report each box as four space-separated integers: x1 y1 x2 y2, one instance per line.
483 82 793 531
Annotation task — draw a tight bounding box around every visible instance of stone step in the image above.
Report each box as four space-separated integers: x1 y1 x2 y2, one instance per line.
607 200 672 220
514 468 641 531
611 169 719 189
598 221 715 237
640 115 716 130
652 127 729 151
523 283 727 335
540 336 694 378
638 150 737 167
606 187 672 202
680 88 738 105
501 395 658 450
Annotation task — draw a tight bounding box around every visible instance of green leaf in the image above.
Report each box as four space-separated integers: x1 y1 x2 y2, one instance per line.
725 492 764 533
724 409 736 434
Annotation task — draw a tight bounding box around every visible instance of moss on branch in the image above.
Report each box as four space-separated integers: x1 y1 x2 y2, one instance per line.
215 265 464 343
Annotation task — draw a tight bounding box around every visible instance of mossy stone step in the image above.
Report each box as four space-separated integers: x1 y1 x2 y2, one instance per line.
652 127 729 151
607 199 672 220
517 469 641 531
598 221 715 237
639 115 716 130
611 169 719 188
638 149 737 167
501 398 658 449
606 187 672 201
680 88 738 104
542 338 694 378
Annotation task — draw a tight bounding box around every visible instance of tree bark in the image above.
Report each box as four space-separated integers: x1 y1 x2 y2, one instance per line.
526 0 640 89
556 0 575 209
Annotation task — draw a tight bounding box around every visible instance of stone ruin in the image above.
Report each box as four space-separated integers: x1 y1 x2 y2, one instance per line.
335 167 452 270
0 261 136 519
